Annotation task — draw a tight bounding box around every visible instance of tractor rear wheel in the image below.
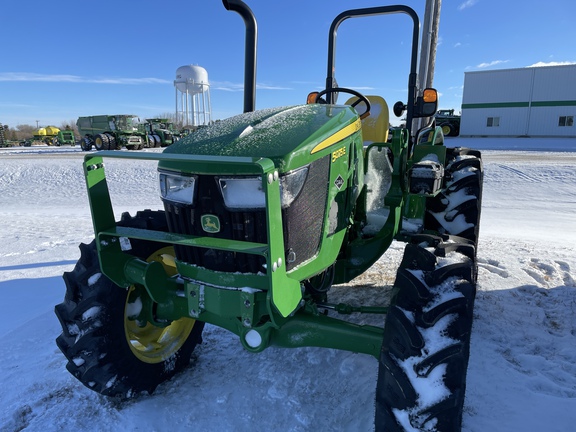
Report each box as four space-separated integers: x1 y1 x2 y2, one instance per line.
375 235 477 431
425 147 483 247
153 134 162 147
55 210 204 398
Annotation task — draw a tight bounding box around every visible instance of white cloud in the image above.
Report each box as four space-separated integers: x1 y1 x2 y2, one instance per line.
211 81 291 92
458 0 479 11
527 61 576 67
476 60 510 68
0 73 292 91
454 42 462 48
0 72 170 85
257 83 292 91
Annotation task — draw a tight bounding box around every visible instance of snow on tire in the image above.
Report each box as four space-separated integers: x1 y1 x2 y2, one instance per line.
375 235 477 431
54 210 205 398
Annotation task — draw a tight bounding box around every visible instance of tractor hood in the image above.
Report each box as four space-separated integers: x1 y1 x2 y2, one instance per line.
161 104 359 172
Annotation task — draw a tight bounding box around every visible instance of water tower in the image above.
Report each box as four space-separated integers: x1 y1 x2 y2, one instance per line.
174 65 212 127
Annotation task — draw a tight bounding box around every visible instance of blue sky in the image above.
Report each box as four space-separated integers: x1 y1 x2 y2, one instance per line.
1 0 575 128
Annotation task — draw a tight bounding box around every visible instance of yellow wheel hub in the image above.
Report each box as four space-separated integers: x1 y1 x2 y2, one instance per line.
124 246 196 364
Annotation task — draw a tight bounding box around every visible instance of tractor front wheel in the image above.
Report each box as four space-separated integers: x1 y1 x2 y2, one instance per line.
375 235 477 431
55 210 204 398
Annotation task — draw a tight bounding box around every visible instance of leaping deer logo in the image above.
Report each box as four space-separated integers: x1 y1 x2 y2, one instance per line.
201 215 221 233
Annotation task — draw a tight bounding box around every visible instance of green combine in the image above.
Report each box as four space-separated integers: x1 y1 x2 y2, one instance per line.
76 114 147 151
55 2 482 430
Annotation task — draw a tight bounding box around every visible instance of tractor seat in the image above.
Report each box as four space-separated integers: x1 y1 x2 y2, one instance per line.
345 95 390 145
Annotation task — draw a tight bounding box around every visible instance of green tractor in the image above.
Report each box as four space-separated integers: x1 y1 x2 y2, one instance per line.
55 1 482 431
435 109 461 137
144 118 181 147
55 127 76 146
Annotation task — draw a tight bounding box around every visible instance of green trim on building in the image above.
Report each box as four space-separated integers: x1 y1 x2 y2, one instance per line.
462 100 576 109
462 102 529 109
531 100 576 107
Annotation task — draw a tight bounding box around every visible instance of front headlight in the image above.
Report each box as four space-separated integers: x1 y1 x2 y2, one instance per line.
218 177 265 209
218 166 309 211
159 172 196 205
279 166 308 208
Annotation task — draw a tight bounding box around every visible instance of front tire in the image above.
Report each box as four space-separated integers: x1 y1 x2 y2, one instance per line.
94 133 110 151
55 210 204 398
375 235 477 431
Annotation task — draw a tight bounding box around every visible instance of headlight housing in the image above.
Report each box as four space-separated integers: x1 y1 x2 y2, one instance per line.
159 172 196 205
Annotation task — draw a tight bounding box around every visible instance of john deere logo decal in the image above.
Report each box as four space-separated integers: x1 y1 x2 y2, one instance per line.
201 214 220 233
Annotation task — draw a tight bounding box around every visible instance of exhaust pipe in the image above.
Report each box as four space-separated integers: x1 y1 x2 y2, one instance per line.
222 0 257 113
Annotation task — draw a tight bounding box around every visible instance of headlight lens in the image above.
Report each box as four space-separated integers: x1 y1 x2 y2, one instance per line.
280 166 308 208
159 172 196 204
219 177 265 209
218 166 309 210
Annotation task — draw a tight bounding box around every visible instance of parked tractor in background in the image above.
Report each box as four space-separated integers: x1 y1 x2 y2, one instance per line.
76 114 148 151
56 2 482 431
144 118 181 147
435 108 461 136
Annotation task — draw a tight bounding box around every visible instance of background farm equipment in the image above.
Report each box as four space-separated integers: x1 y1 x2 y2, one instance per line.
56 1 481 431
144 118 182 147
31 125 76 146
435 108 461 136
76 114 148 151
0 124 7 147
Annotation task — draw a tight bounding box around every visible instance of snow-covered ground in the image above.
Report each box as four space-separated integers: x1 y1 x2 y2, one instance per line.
1 137 575 431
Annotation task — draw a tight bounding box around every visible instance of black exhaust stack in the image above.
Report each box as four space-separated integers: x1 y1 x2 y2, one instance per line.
222 0 257 113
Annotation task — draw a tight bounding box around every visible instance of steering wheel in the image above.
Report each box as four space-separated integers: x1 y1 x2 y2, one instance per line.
314 87 371 119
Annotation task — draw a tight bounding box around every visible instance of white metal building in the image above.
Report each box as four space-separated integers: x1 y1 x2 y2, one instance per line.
460 64 576 137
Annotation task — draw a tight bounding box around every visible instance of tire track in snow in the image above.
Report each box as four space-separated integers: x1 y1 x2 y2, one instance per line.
495 164 541 182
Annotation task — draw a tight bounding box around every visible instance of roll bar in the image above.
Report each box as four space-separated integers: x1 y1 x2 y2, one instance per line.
326 6 420 138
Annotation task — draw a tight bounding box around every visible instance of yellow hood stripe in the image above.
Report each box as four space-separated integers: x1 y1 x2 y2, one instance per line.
310 118 361 154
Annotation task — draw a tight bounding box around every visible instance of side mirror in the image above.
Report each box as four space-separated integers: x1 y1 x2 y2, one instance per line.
413 88 438 118
393 101 407 117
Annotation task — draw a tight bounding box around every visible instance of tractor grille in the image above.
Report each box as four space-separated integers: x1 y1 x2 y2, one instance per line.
163 156 330 274
282 156 329 271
